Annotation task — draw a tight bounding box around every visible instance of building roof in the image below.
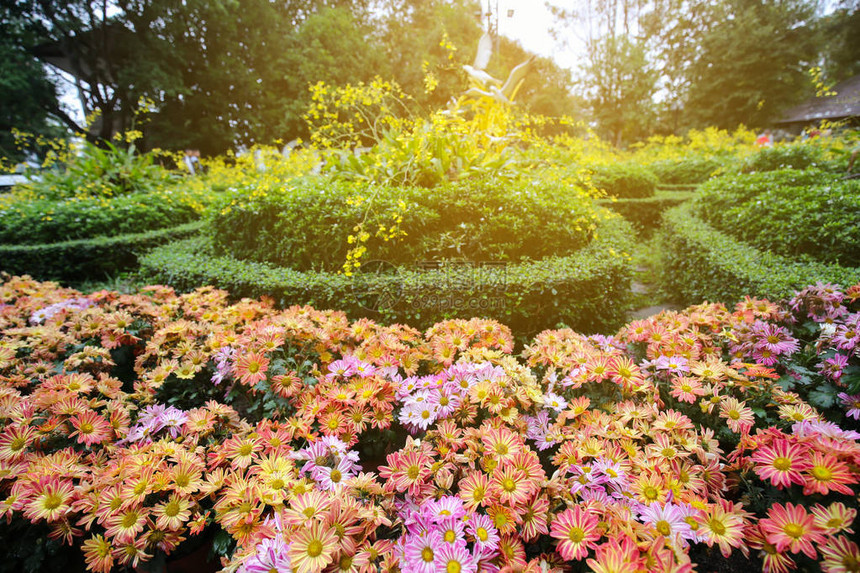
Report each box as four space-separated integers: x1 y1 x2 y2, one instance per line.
775 74 860 125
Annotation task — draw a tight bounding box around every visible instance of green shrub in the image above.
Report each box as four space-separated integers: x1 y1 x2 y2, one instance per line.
694 170 860 266
657 202 860 305
600 190 695 238
741 143 826 173
0 221 205 282
16 141 175 201
589 162 658 198
647 156 723 185
141 212 635 339
211 176 596 271
0 188 211 245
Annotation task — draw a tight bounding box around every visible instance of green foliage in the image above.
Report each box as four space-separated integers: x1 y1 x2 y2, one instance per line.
210 176 597 271
656 202 860 305
0 221 204 283
0 188 209 244
589 162 658 198
684 0 819 129
140 213 634 339
648 156 722 184
583 35 658 146
694 169 860 266
600 190 695 238
0 35 63 163
17 140 175 201
741 143 828 173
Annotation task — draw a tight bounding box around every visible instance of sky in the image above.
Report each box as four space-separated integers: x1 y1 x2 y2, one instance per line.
485 0 583 69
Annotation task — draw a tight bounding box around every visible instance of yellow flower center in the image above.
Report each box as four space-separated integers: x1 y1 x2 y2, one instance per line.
303 507 317 518
330 469 342 483
407 466 420 480
43 493 63 511
502 478 516 492
643 486 658 500
783 523 804 539
728 411 740 420
477 527 488 541
270 478 285 490
239 443 253 457
422 547 434 562
447 561 461 573
812 466 832 481
709 518 726 536
10 437 26 452
444 530 456 543
122 511 139 528
568 527 585 543
656 520 672 536
307 539 323 558
175 474 190 488
772 457 792 471
164 500 180 517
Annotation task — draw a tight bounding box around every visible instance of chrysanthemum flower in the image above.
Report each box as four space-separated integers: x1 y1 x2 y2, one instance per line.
697 500 750 558
104 506 148 543
759 503 825 559
585 536 644 573
718 397 754 435
550 506 600 561
458 471 490 511
638 502 693 543
811 502 856 535
490 465 532 507
234 350 270 387
803 451 857 495
82 534 114 573
243 536 291 573
403 533 442 573
22 477 74 523
750 439 810 489
152 494 191 531
669 376 704 404
289 521 339 573
436 542 477 573
519 495 549 542
820 535 860 573
0 424 36 461
467 513 500 555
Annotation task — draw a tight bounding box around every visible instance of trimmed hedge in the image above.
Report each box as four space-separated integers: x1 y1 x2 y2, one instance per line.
648 156 723 185
694 170 860 266
741 143 827 173
141 212 635 338
590 162 658 198
0 188 210 245
0 221 206 283
211 177 595 271
657 202 860 305
600 190 695 238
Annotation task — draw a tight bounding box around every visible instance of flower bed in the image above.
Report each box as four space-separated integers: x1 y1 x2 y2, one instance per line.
657 202 860 306
0 275 858 573
139 209 634 339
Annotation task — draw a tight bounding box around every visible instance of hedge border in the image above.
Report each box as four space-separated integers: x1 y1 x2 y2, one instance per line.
600 190 695 238
657 202 860 305
140 214 635 338
0 220 206 283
